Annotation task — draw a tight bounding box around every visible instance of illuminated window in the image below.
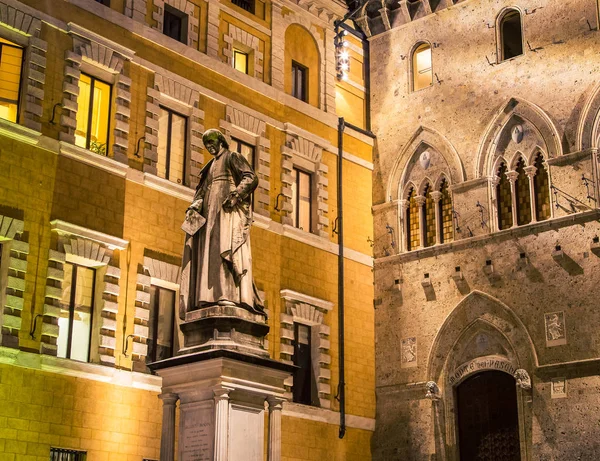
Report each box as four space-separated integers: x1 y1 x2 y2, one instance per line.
163 5 188 44
147 285 178 363
233 49 249 74
292 61 308 102
424 184 436 248
293 323 319 406
496 162 513 230
0 38 23 123
232 0 255 13
406 187 420 251
50 448 87 461
57 263 96 362
439 178 453 244
75 73 111 155
292 168 311 231
157 107 187 185
500 10 523 60
515 157 532 225
412 43 432 91
534 154 551 221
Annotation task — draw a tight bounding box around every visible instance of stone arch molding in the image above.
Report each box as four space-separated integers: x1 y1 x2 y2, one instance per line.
427 290 538 384
577 80 600 151
387 126 466 201
476 98 562 178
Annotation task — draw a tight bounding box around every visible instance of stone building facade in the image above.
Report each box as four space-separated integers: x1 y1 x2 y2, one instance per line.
364 0 600 460
0 0 375 459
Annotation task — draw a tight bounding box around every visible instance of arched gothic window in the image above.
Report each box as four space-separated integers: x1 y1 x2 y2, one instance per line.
406 187 420 251
412 43 432 91
496 162 513 230
439 178 453 244
499 10 523 61
515 157 532 226
534 154 551 221
424 183 436 247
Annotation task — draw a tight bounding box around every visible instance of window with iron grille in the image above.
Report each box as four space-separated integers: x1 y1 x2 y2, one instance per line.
163 5 188 44
232 0 255 14
50 447 87 461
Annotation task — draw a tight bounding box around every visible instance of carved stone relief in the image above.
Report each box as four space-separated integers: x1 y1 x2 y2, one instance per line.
545 311 567 346
401 337 417 368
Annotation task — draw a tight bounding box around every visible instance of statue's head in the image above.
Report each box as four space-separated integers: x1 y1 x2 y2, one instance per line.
202 129 229 156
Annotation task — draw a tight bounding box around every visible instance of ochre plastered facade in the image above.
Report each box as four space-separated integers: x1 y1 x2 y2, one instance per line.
0 0 374 459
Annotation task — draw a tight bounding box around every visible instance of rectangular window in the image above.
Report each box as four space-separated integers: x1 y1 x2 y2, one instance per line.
233 49 249 74
75 73 111 155
293 323 318 406
291 61 307 102
163 5 188 44
57 264 95 362
94 0 110 5
0 38 24 123
147 285 177 363
291 168 311 231
231 0 255 13
230 137 255 167
157 107 188 184
50 448 87 461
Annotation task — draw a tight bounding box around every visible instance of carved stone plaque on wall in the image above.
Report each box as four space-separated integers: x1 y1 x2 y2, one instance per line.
545 311 567 347
180 401 214 461
401 337 417 368
551 377 567 399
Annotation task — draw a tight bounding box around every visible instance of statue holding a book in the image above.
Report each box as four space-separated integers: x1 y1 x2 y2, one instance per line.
179 128 265 320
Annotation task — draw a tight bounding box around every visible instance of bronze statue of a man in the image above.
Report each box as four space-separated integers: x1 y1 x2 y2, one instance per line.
180 129 265 319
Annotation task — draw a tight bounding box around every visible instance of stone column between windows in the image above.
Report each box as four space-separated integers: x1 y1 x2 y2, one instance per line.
414 195 426 249
267 396 284 461
158 392 179 461
490 176 501 231
214 387 231 461
506 171 519 228
399 199 408 252
525 165 538 223
430 191 442 245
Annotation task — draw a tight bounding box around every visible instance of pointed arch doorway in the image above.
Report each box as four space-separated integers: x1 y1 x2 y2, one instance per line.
456 370 521 461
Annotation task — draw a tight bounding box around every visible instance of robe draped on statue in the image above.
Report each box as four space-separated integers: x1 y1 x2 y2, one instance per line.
179 148 265 319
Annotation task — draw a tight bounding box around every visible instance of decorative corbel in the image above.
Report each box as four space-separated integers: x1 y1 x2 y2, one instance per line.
425 381 441 400
514 369 532 390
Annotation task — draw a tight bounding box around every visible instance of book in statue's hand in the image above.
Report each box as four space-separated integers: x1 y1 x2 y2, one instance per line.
181 209 206 235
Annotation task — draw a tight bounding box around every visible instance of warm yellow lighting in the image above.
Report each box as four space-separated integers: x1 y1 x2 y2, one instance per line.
413 43 433 91
75 73 111 153
233 49 248 74
0 37 23 123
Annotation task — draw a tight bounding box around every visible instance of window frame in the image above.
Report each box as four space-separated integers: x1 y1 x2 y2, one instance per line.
58 263 97 363
76 72 113 153
411 42 433 92
292 322 319 407
158 105 189 185
233 48 249 74
146 283 178 364
291 61 308 102
163 4 189 44
292 167 313 232
0 38 25 124
497 8 524 62
94 0 110 6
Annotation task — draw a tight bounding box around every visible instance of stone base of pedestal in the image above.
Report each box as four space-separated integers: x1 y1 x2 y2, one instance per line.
149 349 294 461
180 305 270 357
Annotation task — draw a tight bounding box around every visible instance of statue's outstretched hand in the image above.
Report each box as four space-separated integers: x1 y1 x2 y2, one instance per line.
222 191 241 211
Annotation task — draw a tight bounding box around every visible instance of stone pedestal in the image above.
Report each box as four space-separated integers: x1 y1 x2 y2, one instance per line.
149 349 294 461
180 305 270 357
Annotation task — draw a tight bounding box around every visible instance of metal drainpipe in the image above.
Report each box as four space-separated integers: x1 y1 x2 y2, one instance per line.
337 116 346 439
